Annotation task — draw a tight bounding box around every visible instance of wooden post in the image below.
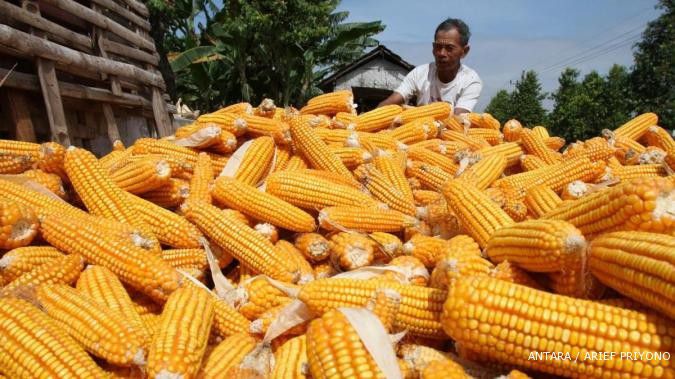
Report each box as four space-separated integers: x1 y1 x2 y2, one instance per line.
101 103 121 143
152 87 172 137
36 58 70 146
0 90 37 142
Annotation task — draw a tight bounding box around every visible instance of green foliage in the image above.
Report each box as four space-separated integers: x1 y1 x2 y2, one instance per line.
484 89 512 123
155 0 384 111
507 71 548 127
631 0 675 128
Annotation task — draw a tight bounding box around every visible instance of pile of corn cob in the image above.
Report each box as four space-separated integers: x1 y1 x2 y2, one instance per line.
0 89 673 379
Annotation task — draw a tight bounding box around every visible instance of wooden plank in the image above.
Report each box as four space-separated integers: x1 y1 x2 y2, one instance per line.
99 37 159 66
39 0 155 51
0 25 165 89
152 87 172 137
118 0 148 18
0 1 92 52
0 90 37 142
36 58 70 146
101 103 121 143
90 0 150 31
0 68 153 109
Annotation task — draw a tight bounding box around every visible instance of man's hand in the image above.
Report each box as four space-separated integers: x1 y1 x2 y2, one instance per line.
454 107 471 115
377 92 405 108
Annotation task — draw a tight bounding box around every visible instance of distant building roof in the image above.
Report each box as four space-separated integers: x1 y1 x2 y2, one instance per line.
319 45 415 91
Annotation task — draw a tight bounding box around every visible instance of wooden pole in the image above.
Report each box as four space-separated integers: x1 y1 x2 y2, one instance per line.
0 90 37 142
40 0 155 50
36 58 70 146
101 103 121 144
0 25 165 89
99 37 159 66
89 0 151 31
152 87 172 137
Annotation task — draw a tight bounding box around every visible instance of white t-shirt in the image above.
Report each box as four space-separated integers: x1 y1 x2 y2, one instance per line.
394 63 482 111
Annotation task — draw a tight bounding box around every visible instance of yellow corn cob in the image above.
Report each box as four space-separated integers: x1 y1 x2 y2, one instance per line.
40 214 180 301
254 222 279 243
520 128 562 165
132 139 200 167
182 200 299 283
386 256 429 286
131 292 163 315
271 334 308 379
611 163 667 181
147 286 215 378
490 260 544 290
199 333 259 379
314 128 354 145
420 357 471 379
613 112 658 140
560 180 589 200
441 276 674 378
358 131 406 151
140 178 189 208
306 307 387 379
486 219 586 272
331 112 357 129
386 117 439 144
109 156 171 195
544 176 674 237
0 150 32 174
319 205 417 233
110 152 192 179
396 102 452 124
369 231 403 260
289 116 354 179
519 154 549 171
359 165 415 215
209 296 252 340
404 219 433 240
243 114 291 144
524 184 563 218
196 112 248 136
0 252 83 297
231 136 276 186
250 302 309 336
429 247 494 290
65 146 158 237
266 170 378 210
274 240 314 284
185 152 213 204
99 149 131 174
299 277 447 338
589 231 674 318
271 145 292 172
413 189 443 206
213 176 316 232
214 102 254 116
443 179 514 248
238 276 295 320
503 119 523 142
0 246 62 285
545 136 566 151
0 298 107 378
296 168 364 190
441 130 490 150
480 142 525 167
161 249 207 272
468 112 501 130
405 161 453 191
313 261 337 279
467 128 503 145
530 125 549 139
295 232 331 263
202 152 227 177
254 98 275 118
328 146 372 168
301 90 355 116
441 114 467 132
328 232 375 271
643 125 675 151
19 169 67 198
564 136 615 162
76 265 151 346
37 283 146 366
0 199 39 249
547 262 606 299
36 141 67 179
402 234 449 268
407 146 459 175
407 176 423 190
351 104 402 132
0 139 40 162
603 128 647 153
398 343 453 377
458 152 507 189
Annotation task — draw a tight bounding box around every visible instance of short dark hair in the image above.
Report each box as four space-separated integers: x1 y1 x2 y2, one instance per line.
435 18 471 46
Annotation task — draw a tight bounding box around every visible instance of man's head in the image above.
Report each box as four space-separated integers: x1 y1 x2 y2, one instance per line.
432 18 471 74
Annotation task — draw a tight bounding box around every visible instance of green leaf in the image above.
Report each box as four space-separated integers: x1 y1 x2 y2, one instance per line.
170 45 222 72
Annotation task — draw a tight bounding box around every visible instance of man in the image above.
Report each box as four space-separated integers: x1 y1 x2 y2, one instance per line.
378 18 482 114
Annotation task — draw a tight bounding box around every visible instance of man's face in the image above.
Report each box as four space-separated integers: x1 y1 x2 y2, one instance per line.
432 28 469 71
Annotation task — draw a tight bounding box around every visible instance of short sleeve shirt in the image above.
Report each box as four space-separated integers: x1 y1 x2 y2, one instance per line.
394 63 482 111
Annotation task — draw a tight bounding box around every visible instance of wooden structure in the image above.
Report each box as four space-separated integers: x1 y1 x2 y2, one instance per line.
319 45 415 112
0 0 173 155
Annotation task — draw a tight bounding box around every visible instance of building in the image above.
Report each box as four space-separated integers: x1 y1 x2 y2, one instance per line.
319 45 414 113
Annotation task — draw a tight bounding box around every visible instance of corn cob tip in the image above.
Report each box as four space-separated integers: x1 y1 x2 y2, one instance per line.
133 349 146 366
654 189 675 219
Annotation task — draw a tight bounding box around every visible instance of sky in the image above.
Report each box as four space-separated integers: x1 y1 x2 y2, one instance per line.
335 0 662 112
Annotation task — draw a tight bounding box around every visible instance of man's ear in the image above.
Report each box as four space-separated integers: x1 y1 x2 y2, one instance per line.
462 44 470 58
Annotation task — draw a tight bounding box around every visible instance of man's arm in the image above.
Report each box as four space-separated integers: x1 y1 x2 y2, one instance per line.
378 91 405 107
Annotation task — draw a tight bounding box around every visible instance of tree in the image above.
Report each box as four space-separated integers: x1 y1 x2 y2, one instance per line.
631 0 675 128
549 68 584 142
602 64 633 128
166 0 384 111
508 70 548 127
484 89 512 124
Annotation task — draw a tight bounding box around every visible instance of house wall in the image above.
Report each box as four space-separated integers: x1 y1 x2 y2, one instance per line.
334 58 410 91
